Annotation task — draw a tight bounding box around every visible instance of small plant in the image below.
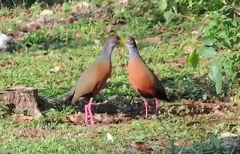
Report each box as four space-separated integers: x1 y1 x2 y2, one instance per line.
29 2 42 15
188 38 222 94
188 3 240 95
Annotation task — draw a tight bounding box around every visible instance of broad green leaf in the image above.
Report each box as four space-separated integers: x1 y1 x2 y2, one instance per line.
159 0 168 12
163 10 174 24
198 46 217 58
215 82 222 95
209 135 221 148
209 61 222 94
187 50 199 69
201 37 215 46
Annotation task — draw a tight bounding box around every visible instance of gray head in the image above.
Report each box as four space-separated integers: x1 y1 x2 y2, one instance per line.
125 36 140 61
99 35 124 61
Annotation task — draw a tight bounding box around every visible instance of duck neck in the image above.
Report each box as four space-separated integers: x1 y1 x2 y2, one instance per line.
98 43 114 62
128 46 141 61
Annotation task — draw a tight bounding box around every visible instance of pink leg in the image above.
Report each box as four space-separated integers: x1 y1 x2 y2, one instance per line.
155 98 160 116
143 99 149 118
87 98 94 126
84 104 89 126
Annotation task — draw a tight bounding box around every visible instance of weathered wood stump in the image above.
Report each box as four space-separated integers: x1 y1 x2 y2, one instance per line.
0 86 43 119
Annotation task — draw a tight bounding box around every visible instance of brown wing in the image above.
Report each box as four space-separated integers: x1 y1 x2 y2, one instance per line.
71 60 111 103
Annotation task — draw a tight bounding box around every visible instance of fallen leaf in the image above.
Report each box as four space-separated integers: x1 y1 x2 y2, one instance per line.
55 3 62 12
94 13 108 21
11 114 34 122
102 116 115 124
212 104 221 112
72 2 91 12
50 66 61 73
220 132 238 138
105 25 112 33
64 15 78 23
142 36 161 44
213 110 226 116
8 32 24 41
21 22 41 32
75 31 82 37
174 139 193 149
157 137 168 150
94 113 103 121
118 0 129 4
66 112 82 123
88 131 101 138
94 39 102 46
40 10 54 16
51 21 59 28
131 141 153 152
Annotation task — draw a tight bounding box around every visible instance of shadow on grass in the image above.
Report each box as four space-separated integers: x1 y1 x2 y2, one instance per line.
38 71 231 120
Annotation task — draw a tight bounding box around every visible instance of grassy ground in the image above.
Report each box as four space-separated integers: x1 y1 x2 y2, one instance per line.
0 0 240 153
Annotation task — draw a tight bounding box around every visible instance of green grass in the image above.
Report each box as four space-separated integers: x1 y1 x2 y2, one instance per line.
0 0 240 153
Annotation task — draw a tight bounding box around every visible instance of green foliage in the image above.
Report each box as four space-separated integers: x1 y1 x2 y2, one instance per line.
209 61 223 94
187 50 199 69
188 38 223 94
203 13 240 49
29 2 42 14
44 106 74 123
159 0 168 12
186 0 240 95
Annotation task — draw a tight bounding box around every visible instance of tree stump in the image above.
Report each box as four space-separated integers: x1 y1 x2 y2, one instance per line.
0 86 43 119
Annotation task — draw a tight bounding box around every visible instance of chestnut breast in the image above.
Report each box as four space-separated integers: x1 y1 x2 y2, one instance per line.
128 59 156 95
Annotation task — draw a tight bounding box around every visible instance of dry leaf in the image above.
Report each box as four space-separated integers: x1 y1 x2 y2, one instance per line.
131 141 153 152
213 110 226 116
40 10 54 16
105 25 112 33
118 0 129 4
157 137 168 150
94 39 102 46
64 15 77 23
94 113 103 121
11 114 34 122
51 21 59 28
75 31 82 37
142 36 161 44
22 22 41 32
50 66 61 73
8 32 24 41
55 3 62 12
66 112 82 123
220 132 238 138
88 131 101 138
102 116 115 123
174 140 193 149
94 13 108 21
72 2 90 12
212 104 221 112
